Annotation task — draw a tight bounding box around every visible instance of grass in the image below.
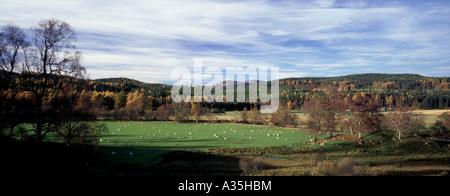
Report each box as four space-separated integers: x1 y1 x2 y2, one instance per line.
95 121 449 176
92 109 450 175
8 108 448 176
97 121 313 167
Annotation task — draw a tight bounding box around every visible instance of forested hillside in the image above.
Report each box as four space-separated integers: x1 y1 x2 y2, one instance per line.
279 74 449 110
86 74 450 111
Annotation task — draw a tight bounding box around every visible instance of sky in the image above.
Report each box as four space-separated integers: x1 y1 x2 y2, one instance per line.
0 0 449 83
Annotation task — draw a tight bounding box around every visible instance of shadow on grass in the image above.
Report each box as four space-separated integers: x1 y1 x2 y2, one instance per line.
97 145 242 176
1 138 242 176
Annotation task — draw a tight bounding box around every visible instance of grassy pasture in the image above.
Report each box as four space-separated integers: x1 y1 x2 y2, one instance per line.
94 109 449 175
97 122 313 167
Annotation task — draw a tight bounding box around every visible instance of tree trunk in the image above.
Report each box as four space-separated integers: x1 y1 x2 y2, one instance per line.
349 121 353 135
36 99 44 143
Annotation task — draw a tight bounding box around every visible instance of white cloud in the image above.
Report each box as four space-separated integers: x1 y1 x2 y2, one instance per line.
1 0 449 82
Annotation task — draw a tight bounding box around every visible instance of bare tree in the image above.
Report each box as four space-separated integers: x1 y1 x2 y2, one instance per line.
0 23 28 76
30 18 84 76
0 24 29 140
20 18 85 143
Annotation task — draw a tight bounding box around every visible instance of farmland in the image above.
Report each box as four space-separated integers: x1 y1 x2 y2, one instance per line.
94 120 449 176
97 122 311 168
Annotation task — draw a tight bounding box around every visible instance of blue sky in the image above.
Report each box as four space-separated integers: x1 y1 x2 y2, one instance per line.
0 0 449 83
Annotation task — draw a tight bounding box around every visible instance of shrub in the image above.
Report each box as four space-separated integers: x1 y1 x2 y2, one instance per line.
239 157 269 175
429 121 449 139
312 160 337 176
313 159 368 176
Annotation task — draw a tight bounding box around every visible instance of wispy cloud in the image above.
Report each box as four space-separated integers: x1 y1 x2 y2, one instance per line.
0 0 449 83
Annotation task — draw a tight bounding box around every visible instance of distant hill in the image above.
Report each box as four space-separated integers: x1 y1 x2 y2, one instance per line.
93 73 446 91
282 73 426 82
91 77 172 98
279 73 446 90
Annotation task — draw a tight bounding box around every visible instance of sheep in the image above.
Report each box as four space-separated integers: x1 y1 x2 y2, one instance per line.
129 152 134 156
111 152 116 156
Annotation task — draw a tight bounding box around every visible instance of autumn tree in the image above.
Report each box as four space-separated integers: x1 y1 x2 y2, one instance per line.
241 107 249 123
153 103 172 122
248 107 264 125
302 93 345 140
232 110 240 123
342 93 383 139
190 103 203 123
428 121 449 139
114 91 127 109
55 78 104 147
387 100 425 140
270 106 296 127
323 93 347 138
428 112 450 139
441 112 450 130
172 102 191 122
123 90 150 120
302 98 326 141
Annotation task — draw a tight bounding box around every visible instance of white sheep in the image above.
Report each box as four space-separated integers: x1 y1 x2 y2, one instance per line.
111 152 116 156
129 152 134 156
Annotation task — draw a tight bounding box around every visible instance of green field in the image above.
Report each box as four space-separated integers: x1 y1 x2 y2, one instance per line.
98 122 312 167
92 109 450 176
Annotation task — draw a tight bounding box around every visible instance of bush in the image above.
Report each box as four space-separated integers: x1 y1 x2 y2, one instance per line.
429 121 449 139
239 157 269 175
313 158 367 176
312 160 337 176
